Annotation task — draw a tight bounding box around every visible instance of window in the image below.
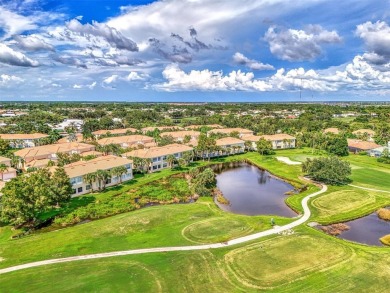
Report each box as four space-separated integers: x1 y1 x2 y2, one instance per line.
77 187 83 193
106 178 112 184
86 185 91 190
125 164 131 169
152 165 158 170
162 156 167 160
163 163 168 168
152 157 158 162
70 176 82 185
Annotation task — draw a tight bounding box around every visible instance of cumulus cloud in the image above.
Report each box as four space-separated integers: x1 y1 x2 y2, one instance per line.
66 19 138 51
233 52 274 70
264 24 342 61
0 74 23 87
73 81 96 89
103 72 149 88
52 55 87 68
0 43 39 67
14 35 55 51
154 63 271 92
356 21 390 60
0 6 36 39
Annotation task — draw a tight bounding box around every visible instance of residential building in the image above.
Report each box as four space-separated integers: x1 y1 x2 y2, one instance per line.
161 131 201 143
123 143 193 172
324 128 340 135
0 156 17 181
60 155 133 196
200 137 245 157
97 135 156 149
54 119 84 132
0 133 49 148
347 139 381 153
92 128 138 138
208 128 254 138
141 126 183 134
368 146 390 158
14 142 95 166
185 124 224 130
243 134 296 150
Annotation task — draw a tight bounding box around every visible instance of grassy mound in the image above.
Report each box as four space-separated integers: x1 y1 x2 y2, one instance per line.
224 234 353 289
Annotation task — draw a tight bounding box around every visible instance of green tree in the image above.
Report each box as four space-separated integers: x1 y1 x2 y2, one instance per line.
256 138 273 155
82 173 96 192
0 137 10 155
111 166 127 183
326 137 349 156
51 167 72 207
0 163 9 180
302 157 351 185
95 169 110 191
166 154 176 169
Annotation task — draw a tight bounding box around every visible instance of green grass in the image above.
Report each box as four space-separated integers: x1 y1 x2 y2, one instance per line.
2 148 390 291
1 227 390 292
0 197 292 269
310 185 390 224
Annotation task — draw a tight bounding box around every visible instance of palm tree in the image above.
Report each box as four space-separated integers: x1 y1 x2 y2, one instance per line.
10 155 23 170
244 140 252 152
0 163 8 180
110 166 127 184
166 154 176 169
143 158 152 173
182 151 193 165
95 169 109 191
83 173 96 192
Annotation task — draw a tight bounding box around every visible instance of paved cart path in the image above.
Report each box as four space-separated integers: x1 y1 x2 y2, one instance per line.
0 184 328 275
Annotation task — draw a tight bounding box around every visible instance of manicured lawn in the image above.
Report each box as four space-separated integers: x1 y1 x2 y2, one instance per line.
2 149 390 292
2 227 390 292
310 185 390 224
0 197 292 269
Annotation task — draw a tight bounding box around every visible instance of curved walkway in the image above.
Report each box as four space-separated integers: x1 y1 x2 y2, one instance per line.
0 184 327 275
348 184 390 194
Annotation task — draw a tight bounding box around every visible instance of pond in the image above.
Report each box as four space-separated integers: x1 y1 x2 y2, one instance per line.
334 212 390 246
211 162 297 217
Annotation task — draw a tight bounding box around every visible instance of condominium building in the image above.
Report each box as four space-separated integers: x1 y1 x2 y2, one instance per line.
161 131 201 142
92 128 138 138
243 134 296 150
97 135 156 149
14 142 95 166
0 133 49 148
123 143 193 172
208 128 254 138
60 155 133 196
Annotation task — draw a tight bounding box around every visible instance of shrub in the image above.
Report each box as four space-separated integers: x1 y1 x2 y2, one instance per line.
377 208 390 221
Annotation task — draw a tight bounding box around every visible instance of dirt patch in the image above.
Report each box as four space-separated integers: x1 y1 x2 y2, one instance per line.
321 223 350 236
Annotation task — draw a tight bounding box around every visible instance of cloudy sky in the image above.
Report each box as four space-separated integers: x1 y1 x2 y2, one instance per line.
0 0 389 101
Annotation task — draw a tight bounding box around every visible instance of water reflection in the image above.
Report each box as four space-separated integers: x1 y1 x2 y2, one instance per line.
212 162 296 217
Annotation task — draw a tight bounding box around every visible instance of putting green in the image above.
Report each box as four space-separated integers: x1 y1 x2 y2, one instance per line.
312 189 375 217
224 234 353 289
182 218 254 243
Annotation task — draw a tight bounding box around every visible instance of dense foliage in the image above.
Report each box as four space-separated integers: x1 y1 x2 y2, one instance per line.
302 157 351 185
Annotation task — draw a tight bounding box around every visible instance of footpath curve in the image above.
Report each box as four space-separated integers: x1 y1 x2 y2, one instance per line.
0 184 327 275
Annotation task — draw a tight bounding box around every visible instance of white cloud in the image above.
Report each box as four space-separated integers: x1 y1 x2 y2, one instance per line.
154 63 271 92
103 72 149 88
233 52 274 70
66 19 138 51
0 7 36 39
0 43 39 67
356 21 390 59
14 35 55 51
73 81 96 89
0 74 23 87
264 24 342 61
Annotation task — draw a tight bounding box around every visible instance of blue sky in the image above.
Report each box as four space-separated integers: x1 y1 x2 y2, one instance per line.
0 0 389 102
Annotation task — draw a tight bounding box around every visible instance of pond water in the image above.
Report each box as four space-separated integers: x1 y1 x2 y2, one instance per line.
335 212 390 246
211 162 297 217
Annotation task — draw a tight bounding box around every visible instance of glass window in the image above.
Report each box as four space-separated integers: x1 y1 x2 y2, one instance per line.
77 187 83 193
86 185 91 190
